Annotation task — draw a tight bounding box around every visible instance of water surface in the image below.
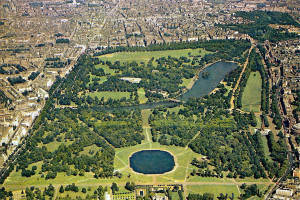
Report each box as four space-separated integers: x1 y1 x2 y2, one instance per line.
130 150 175 174
178 61 237 102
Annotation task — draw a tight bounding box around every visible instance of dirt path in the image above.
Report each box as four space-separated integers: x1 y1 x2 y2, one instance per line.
184 131 201 151
230 44 255 110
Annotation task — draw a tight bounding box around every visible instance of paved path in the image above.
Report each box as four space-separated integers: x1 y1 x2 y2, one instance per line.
230 44 255 110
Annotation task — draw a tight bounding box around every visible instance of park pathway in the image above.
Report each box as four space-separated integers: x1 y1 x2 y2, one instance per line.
230 44 255 110
184 131 201 151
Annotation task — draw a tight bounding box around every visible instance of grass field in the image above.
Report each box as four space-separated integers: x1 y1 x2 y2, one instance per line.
87 91 131 100
95 64 117 75
241 71 262 112
180 78 192 88
89 73 107 85
137 88 147 104
261 136 272 161
187 184 240 198
98 48 211 64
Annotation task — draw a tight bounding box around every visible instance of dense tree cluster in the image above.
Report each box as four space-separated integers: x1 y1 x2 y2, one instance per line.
218 11 299 42
291 89 300 121
0 187 13 199
240 184 261 199
125 182 136 191
79 107 144 148
44 61 69 68
0 90 11 106
16 108 116 179
0 64 26 74
266 132 288 177
56 38 70 44
150 93 270 178
28 71 40 80
187 193 214 200
24 184 55 199
270 86 283 129
7 75 26 86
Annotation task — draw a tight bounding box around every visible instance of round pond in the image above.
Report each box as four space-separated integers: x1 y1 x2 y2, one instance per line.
129 150 175 174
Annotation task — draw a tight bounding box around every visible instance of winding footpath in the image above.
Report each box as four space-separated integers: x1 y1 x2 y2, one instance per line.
230 44 256 110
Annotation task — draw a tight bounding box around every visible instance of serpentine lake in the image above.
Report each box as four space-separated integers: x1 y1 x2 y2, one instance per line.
130 150 175 174
94 61 238 111
178 61 238 102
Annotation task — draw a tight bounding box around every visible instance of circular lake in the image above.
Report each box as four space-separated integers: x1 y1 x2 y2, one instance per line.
129 150 175 174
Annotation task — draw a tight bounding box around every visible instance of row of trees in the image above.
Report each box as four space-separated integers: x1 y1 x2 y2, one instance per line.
28 71 40 80
94 39 250 56
235 49 269 113
7 76 26 86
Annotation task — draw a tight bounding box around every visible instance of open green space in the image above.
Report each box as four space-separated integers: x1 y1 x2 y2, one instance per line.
261 136 272 161
187 184 240 198
3 41 278 200
179 78 192 88
98 48 210 64
114 129 201 183
241 71 262 112
87 91 131 100
137 88 147 104
95 64 117 75
89 73 107 85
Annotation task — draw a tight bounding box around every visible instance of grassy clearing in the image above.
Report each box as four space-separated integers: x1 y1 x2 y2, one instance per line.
235 177 271 183
79 144 101 156
224 84 232 96
141 110 151 127
98 48 210 64
241 71 262 112
87 91 131 100
187 176 226 183
261 136 272 161
95 64 117 75
180 78 192 88
89 73 107 85
37 138 73 152
138 88 147 104
187 184 240 198
166 105 184 115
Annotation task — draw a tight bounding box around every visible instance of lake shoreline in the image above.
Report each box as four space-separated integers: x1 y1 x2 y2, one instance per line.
177 61 238 102
186 60 239 91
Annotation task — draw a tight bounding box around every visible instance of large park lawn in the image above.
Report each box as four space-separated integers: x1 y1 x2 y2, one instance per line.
98 48 210 64
87 91 131 100
187 184 240 198
241 71 262 112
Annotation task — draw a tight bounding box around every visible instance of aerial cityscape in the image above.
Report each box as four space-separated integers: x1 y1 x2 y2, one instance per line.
0 0 299 199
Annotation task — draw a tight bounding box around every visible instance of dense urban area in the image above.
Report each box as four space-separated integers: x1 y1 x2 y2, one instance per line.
0 0 299 199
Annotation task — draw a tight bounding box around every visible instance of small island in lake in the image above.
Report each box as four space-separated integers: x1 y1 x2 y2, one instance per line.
202 72 210 79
